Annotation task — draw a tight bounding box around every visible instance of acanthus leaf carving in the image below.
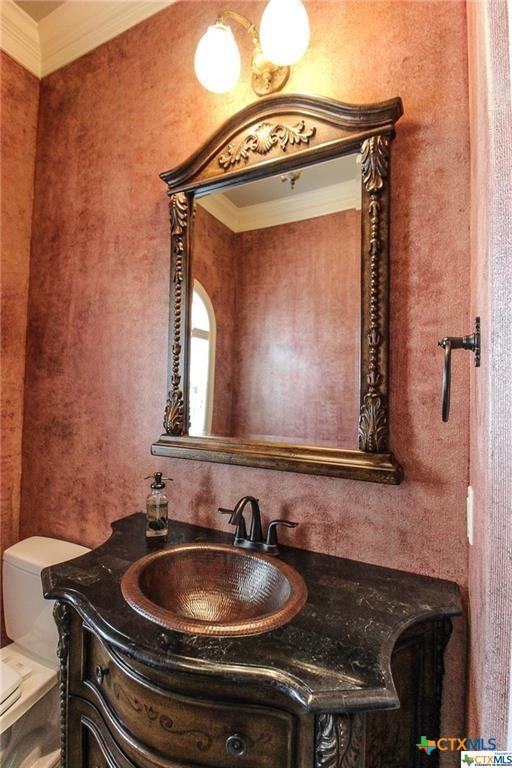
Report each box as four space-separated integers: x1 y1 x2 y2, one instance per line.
170 190 189 235
316 713 339 766
164 387 185 435
358 393 387 452
218 120 316 169
164 191 189 436
361 135 389 193
315 713 364 768
359 134 390 453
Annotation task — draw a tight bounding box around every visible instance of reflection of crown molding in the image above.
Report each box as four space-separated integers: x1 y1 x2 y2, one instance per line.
198 193 240 232
0 0 40 77
0 0 174 78
198 180 361 233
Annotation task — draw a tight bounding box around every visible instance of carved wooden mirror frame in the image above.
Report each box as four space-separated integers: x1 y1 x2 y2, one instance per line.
152 94 404 484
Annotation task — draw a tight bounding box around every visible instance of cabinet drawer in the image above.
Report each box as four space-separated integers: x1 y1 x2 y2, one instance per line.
82 631 296 768
70 695 213 768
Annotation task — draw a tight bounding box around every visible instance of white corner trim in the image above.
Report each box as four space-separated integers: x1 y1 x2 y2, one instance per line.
0 0 176 79
0 0 41 77
39 0 174 77
198 180 361 233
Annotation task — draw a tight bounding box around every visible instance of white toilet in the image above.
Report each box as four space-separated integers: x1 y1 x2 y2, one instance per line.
0 536 90 768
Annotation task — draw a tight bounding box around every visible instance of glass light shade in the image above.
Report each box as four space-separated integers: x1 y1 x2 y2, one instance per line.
194 23 241 94
260 0 310 66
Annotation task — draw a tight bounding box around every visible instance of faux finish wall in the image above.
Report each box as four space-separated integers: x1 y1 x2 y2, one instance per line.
21 0 470 748
1 52 39 643
467 0 512 745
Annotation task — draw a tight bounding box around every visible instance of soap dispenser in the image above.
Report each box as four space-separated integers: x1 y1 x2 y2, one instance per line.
145 473 172 542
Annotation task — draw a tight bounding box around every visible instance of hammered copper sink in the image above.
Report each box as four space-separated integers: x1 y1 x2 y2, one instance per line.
121 543 308 637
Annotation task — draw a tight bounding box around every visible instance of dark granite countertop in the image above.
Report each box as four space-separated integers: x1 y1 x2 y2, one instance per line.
42 513 461 713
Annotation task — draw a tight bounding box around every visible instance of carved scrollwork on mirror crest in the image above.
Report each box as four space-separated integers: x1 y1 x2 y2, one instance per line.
359 135 390 453
164 192 189 435
315 713 364 768
218 120 316 169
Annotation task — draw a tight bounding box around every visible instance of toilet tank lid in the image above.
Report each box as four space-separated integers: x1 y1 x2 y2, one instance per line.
3 537 90 575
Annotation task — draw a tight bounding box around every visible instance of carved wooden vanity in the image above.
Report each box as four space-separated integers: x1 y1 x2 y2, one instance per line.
43 514 461 768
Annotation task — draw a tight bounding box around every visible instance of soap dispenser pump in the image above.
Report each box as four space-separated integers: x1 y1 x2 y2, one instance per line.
145 472 172 542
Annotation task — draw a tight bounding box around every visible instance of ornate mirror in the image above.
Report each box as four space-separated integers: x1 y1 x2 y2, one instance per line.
152 94 403 484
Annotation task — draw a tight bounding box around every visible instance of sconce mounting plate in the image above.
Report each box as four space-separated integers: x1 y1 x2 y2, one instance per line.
251 62 289 96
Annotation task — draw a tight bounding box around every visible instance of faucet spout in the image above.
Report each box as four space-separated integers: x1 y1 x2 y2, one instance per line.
233 496 263 543
219 496 299 555
219 496 264 546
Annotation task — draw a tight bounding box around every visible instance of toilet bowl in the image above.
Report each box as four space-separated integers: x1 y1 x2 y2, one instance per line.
1 536 90 768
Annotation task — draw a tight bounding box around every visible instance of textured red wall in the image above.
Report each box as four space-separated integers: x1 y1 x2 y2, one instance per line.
1 52 39 643
467 0 512 745
232 210 360 444
20 0 470 747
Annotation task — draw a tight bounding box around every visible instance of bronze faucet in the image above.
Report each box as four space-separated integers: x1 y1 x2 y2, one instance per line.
219 496 298 556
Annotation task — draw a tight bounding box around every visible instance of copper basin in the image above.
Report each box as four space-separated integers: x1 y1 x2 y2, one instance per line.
121 543 307 637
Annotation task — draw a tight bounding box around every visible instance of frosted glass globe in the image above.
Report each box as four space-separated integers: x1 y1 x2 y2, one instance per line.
194 23 241 94
260 0 310 66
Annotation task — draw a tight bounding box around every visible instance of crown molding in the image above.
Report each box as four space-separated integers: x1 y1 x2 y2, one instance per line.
0 0 174 79
39 1 173 77
198 179 361 233
0 0 41 77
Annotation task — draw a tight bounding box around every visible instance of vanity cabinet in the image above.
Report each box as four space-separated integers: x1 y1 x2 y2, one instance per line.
57 604 452 768
59 604 313 768
65 611 300 768
44 515 461 768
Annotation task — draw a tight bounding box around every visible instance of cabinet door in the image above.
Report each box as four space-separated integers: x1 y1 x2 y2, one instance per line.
68 696 141 768
365 619 452 768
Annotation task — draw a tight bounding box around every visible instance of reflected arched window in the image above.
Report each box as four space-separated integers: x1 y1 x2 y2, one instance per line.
189 280 216 435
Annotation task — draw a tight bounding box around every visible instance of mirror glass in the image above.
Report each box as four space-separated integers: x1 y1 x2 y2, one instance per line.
189 153 361 446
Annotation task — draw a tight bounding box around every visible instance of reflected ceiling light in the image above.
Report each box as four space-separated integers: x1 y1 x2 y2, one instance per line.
194 2 310 97
280 171 302 189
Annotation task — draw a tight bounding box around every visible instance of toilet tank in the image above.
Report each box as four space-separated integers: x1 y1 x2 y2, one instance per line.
3 537 90 668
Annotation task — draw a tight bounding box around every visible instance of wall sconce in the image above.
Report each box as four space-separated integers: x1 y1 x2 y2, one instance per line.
194 0 310 96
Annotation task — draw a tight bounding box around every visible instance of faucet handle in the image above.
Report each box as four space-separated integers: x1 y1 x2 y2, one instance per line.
265 520 298 552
